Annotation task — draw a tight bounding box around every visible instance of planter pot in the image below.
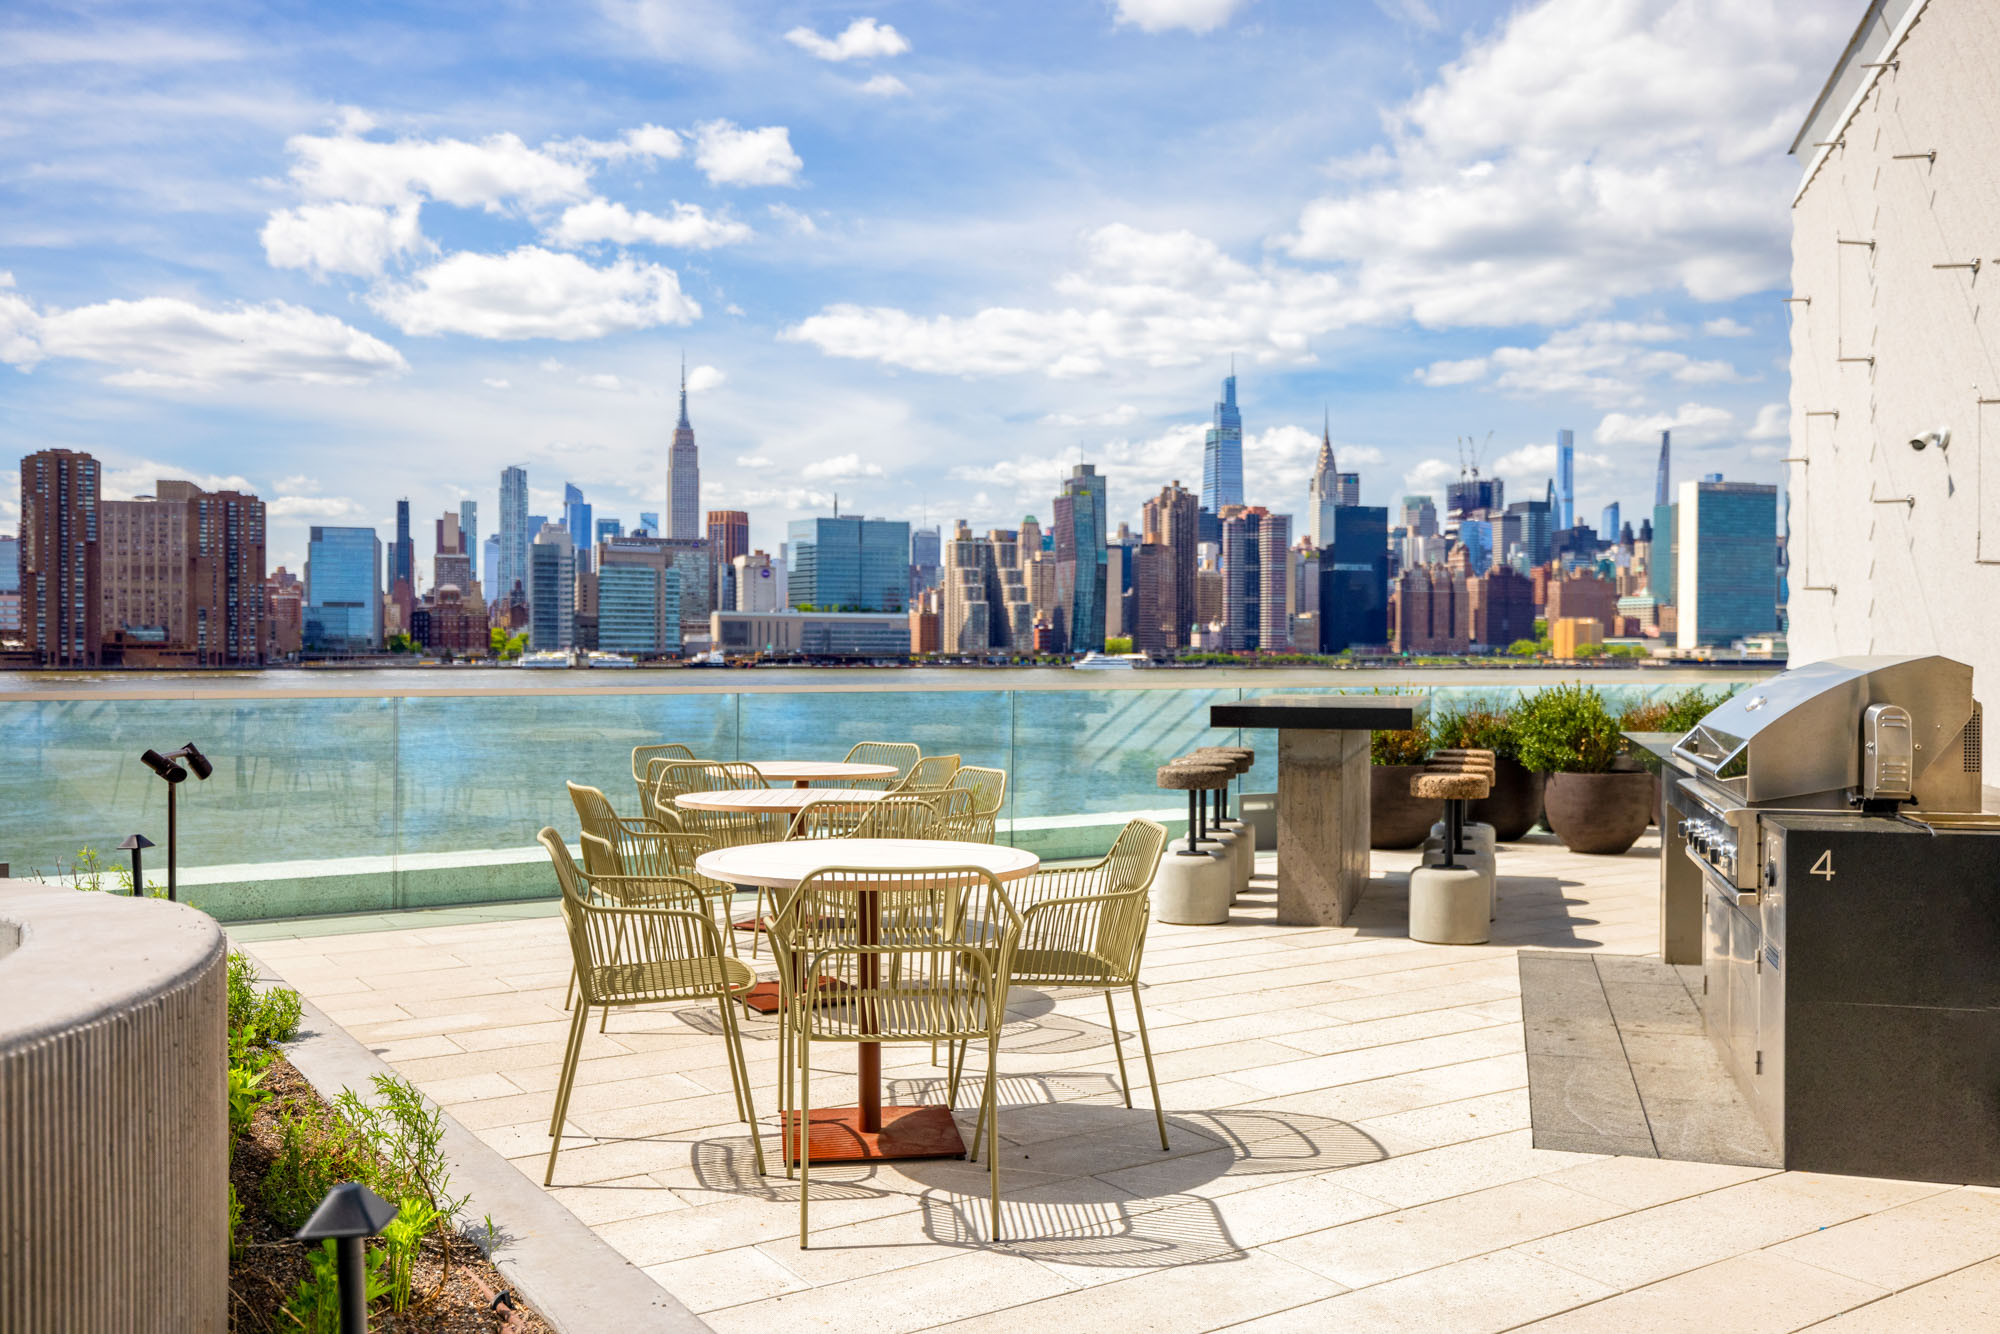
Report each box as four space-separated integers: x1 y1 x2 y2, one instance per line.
1543 771 1655 855
1371 764 1441 849
1469 757 1545 843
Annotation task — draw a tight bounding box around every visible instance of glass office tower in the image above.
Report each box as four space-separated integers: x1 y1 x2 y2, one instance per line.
1677 480 1778 649
304 526 381 653
1317 505 1389 653
1202 374 1244 511
786 516 912 612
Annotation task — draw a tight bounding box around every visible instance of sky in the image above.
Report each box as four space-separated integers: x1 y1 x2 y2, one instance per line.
0 0 1857 576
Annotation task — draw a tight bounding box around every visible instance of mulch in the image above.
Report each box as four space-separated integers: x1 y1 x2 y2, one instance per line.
229 1058 555 1333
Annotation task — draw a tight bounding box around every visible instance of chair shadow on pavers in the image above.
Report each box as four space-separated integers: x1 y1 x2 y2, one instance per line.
921 1190 1245 1268
687 1134 890 1203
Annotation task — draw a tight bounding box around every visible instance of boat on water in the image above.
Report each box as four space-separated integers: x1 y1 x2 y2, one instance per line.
1072 651 1145 670
583 651 637 669
515 650 573 669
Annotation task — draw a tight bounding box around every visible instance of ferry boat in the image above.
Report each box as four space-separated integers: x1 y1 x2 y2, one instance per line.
515 650 573 669
1072 651 1144 670
583 651 637 669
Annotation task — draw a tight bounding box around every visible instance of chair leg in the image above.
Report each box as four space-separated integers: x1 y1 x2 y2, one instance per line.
946 1036 967 1107
1130 982 1168 1152
1105 990 1133 1109
716 995 748 1124
562 968 576 1012
544 1001 591 1184
985 1031 1003 1242
796 1030 812 1248
718 991 765 1178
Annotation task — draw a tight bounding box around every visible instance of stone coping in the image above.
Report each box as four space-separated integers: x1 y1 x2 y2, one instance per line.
0 879 224 1052
250 954 713 1334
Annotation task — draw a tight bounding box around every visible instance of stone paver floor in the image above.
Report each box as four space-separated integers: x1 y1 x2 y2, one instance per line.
244 832 2000 1332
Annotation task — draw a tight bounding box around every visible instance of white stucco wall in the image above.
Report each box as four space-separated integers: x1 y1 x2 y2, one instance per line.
1787 0 2000 785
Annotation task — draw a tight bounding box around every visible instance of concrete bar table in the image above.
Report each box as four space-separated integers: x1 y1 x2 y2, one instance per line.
1207 695 1422 926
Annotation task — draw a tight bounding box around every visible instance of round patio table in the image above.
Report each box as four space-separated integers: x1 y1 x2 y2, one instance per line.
744 760 900 789
695 837 1040 1164
674 788 891 815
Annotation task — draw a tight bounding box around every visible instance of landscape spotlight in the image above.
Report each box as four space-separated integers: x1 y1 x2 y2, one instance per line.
138 742 212 902
117 834 154 897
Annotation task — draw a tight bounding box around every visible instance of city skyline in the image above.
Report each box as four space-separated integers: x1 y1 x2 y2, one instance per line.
0 2 1845 572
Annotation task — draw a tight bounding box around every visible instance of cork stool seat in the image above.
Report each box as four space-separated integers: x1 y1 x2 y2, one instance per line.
1411 772 1489 802
1408 749 1494 945
1190 747 1255 896
1154 761 1233 925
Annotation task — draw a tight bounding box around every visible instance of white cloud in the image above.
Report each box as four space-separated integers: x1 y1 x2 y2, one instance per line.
99 460 256 501
284 127 592 210
802 453 885 481
692 121 802 187
685 364 725 393
550 124 683 163
785 18 910 61
857 74 910 97
598 0 755 65
1 280 407 387
578 373 623 389
368 246 699 340
1703 316 1754 337
1373 0 1441 31
1415 321 1744 404
767 203 818 236
273 474 321 494
736 485 837 510
267 495 365 519
737 454 772 468
546 199 751 249
1113 0 1250 35
261 202 424 277
482 377 510 389
1039 404 1142 427
1279 0 1848 328
1594 402 1736 446
1748 403 1788 439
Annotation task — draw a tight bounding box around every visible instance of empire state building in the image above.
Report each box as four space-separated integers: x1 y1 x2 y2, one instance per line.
667 359 700 539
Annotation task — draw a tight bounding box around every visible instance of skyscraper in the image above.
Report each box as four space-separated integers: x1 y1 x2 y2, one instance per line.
638 511 660 536
392 499 413 590
563 484 592 567
528 523 576 650
1202 371 1244 512
434 510 472 594
458 500 477 582
667 357 700 539
1141 481 1199 649
1600 502 1621 545
1308 423 1339 548
1256 512 1291 652
1053 463 1107 655
1219 506 1267 652
1556 429 1575 531
498 466 528 600
1654 430 1672 509
1676 479 1778 649
1318 505 1389 653
909 526 941 596
304 526 381 654
20 448 102 666
707 510 749 567
786 516 911 612
594 517 623 546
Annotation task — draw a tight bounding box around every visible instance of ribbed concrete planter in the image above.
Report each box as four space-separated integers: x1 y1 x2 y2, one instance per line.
1543 771 1655 855
1370 764 1441 849
0 881 227 1331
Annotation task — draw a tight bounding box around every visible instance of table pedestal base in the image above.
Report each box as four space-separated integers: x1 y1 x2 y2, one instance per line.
738 976 847 1015
782 1104 965 1163
1276 728 1372 926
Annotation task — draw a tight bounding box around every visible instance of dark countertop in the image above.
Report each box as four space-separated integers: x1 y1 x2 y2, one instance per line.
1210 694 1423 731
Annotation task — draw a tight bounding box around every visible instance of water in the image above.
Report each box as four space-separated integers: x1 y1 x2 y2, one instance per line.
0 664 1764 879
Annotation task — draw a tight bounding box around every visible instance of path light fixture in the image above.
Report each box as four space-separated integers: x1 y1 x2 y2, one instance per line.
296 1182 399 1334
116 834 154 896
137 743 211 902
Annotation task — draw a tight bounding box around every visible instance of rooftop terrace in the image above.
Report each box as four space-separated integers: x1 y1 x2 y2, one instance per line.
236 833 2000 1332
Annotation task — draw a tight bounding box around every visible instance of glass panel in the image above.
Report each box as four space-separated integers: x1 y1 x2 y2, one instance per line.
394 689 738 854
736 687 1012 798
1010 686 1240 821
0 695 396 875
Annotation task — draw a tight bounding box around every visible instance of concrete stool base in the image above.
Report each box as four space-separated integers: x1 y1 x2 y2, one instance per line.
1422 845 1498 919
1409 864 1491 944
1218 819 1254 895
1204 830 1243 900
1153 850 1232 924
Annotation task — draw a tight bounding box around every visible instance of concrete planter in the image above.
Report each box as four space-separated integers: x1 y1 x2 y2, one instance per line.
1370 764 1441 849
1470 757 1546 842
1543 771 1654 855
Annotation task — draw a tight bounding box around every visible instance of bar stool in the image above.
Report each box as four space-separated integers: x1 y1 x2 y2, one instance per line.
1407 764 1490 945
1420 748 1499 919
1169 755 1239 886
1191 747 1254 896
1152 762 1233 924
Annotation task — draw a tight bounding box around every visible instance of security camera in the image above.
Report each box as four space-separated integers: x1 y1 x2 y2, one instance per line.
1909 428 1951 452
140 749 188 783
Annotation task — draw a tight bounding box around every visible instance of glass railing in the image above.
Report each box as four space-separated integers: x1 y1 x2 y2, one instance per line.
0 676 1753 917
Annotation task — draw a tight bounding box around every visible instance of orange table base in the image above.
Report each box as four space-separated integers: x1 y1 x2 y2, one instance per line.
782 1105 966 1163
737 976 847 1015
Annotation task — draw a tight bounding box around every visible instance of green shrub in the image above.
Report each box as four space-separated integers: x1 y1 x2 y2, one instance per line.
282 1239 390 1334
334 1075 467 1225
1620 685 1730 735
226 952 260 1033
228 1064 272 1139
227 1181 243 1261
1371 715 1432 766
380 1196 440 1311
262 1102 382 1229
255 987 304 1044
1431 704 1517 762
1513 684 1624 773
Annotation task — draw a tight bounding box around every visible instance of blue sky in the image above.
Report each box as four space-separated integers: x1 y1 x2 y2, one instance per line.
1 0 1854 573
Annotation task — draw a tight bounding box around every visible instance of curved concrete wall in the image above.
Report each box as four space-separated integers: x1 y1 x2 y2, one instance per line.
0 881 227 1331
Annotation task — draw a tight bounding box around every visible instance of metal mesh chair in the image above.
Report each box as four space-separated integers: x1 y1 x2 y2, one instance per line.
765 864 1022 1245
947 766 1007 842
632 744 696 816
824 741 921 789
537 829 762 1186
895 754 962 794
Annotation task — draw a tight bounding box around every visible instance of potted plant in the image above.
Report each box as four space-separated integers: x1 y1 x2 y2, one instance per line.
1434 702 1543 842
1618 686 1732 826
1369 715 1438 849
1513 684 1653 854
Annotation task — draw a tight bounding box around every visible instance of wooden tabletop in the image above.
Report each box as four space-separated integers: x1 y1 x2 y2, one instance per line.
674 788 891 813
694 838 1040 889
746 760 901 783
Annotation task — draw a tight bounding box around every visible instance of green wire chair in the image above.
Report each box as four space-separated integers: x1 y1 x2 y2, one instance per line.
946 766 1007 842
894 754 962 794
632 744 696 819
537 828 763 1186
825 741 922 789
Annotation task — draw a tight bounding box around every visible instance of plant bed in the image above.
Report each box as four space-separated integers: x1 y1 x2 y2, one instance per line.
225 955 551 1333
1514 684 1653 855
